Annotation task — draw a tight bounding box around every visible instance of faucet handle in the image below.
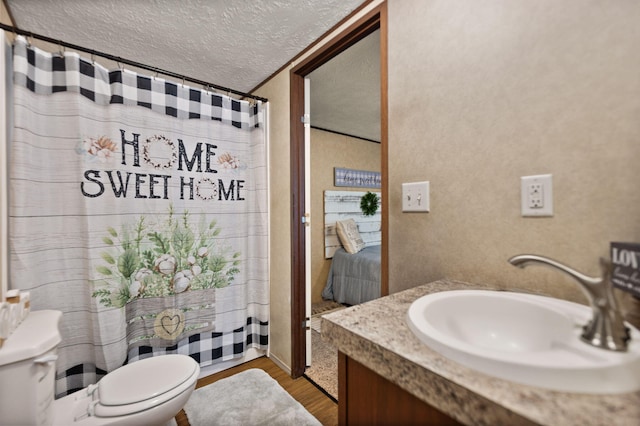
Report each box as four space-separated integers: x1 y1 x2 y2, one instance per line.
582 257 631 351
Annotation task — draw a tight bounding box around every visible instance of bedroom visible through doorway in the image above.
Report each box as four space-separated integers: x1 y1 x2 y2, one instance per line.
289 3 388 379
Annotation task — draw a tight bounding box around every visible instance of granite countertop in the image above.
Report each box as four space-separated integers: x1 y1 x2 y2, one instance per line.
321 279 640 426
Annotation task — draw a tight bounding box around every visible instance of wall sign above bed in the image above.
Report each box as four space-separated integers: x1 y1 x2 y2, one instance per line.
334 167 381 189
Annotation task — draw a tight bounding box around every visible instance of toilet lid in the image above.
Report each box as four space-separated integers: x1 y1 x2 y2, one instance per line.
95 354 198 417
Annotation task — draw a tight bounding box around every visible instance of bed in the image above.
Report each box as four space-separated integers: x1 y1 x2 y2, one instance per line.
322 245 381 305
322 190 381 305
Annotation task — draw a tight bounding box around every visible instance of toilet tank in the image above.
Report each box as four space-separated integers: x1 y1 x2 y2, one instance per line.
0 310 62 426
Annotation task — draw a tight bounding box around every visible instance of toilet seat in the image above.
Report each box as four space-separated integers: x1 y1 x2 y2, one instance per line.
92 355 199 418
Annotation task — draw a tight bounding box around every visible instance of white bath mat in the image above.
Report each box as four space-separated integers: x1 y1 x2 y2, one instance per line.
183 368 322 426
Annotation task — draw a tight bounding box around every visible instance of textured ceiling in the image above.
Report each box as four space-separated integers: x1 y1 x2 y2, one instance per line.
6 0 379 142
308 30 380 142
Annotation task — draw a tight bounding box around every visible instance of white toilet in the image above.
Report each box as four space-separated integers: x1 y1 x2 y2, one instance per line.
0 310 200 425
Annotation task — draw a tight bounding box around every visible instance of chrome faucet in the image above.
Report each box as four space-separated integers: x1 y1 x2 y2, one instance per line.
509 254 630 352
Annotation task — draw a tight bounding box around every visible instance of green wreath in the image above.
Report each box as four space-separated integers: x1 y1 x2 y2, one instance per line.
360 191 379 216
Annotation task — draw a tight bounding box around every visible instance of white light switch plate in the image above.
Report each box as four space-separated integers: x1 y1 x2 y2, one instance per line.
402 181 430 212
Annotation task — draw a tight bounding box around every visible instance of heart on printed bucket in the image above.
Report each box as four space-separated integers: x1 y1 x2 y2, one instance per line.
155 309 185 339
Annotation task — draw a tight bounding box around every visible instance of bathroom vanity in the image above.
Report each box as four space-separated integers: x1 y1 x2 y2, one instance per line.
321 280 640 426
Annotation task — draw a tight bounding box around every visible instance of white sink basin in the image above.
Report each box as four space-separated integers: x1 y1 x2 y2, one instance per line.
406 290 640 394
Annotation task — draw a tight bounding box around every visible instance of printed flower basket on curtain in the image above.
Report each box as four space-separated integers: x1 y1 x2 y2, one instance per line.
92 207 240 349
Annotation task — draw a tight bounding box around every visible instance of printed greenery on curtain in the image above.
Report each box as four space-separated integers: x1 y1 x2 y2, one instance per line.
92 207 240 309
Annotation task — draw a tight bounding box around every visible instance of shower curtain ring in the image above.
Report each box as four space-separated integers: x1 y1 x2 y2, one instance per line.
58 41 65 57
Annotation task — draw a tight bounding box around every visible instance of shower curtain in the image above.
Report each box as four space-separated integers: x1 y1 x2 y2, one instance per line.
8 36 269 397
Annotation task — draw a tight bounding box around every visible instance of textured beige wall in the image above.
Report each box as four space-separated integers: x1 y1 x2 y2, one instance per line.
1 2 11 25
387 0 640 317
252 73 293 370
310 129 380 304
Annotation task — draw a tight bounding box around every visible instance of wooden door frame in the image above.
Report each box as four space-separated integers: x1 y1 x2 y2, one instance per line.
289 3 388 378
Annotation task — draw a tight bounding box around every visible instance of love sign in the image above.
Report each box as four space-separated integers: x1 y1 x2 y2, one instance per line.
611 242 640 298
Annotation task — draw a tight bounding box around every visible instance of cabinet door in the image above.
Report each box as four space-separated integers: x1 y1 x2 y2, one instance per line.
339 352 463 425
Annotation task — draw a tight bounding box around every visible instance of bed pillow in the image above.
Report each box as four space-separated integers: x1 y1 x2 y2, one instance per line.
336 219 365 254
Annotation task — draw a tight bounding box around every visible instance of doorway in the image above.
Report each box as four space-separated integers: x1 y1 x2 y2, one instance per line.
289 3 388 378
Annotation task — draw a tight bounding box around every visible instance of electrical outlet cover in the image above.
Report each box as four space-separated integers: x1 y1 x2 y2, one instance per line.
521 174 553 217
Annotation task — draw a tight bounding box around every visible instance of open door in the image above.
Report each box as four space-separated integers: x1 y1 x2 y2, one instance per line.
304 78 312 367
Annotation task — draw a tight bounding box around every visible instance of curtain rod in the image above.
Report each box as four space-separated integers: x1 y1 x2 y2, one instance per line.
0 23 268 103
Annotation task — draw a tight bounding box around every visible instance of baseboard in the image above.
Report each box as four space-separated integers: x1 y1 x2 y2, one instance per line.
268 352 292 375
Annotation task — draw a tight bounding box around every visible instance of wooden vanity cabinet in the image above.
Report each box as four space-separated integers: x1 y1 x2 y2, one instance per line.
338 352 463 425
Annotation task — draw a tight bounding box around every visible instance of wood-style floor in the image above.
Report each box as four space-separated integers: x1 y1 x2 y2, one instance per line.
175 356 338 426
